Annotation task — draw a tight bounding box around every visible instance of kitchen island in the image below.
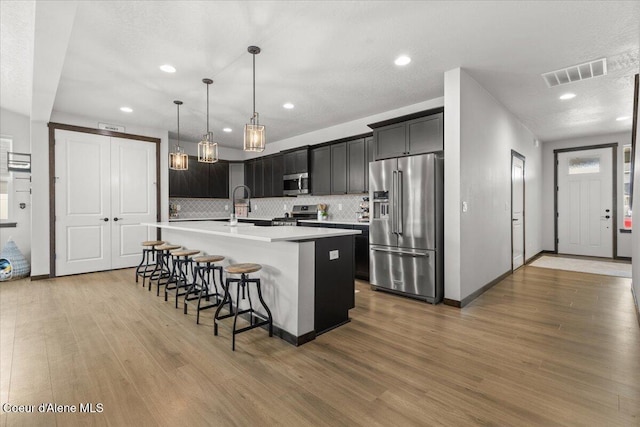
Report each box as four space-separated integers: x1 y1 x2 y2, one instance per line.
144 221 361 345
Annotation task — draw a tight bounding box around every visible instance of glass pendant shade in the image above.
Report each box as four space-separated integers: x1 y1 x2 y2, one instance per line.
198 78 219 163
169 100 188 170
169 147 188 170
244 114 265 152
244 46 266 152
198 132 218 163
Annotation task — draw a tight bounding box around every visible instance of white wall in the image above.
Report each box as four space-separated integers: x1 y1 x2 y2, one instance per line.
541 132 632 257
0 108 32 261
445 68 543 303
31 111 170 276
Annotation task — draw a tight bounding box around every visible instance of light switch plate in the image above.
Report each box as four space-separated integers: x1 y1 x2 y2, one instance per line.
329 250 339 260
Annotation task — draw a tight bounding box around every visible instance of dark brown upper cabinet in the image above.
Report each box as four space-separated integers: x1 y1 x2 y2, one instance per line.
370 109 444 161
169 156 229 198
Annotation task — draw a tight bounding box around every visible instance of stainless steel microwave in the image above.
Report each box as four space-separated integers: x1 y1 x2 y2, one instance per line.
283 172 309 196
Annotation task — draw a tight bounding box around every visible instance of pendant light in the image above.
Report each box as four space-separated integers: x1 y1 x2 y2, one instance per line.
244 46 265 152
169 100 188 170
198 78 219 163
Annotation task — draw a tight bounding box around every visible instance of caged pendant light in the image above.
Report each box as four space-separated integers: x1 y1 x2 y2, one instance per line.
169 100 188 170
198 78 219 163
244 46 265 152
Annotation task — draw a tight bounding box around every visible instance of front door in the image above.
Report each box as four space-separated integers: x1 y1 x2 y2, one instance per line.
511 153 525 270
557 147 613 258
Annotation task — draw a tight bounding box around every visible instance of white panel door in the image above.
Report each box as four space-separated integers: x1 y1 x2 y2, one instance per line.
55 130 112 275
512 155 524 270
110 137 157 269
557 147 613 257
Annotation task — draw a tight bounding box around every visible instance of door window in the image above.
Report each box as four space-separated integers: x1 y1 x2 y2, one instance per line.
568 156 600 174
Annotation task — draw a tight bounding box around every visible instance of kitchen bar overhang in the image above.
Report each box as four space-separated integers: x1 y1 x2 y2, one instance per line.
144 221 361 345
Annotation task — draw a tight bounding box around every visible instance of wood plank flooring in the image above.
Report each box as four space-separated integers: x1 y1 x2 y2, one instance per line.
1 266 639 426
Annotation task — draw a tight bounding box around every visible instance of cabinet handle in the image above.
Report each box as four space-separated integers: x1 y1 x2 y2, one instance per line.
101 217 109 222
113 217 122 222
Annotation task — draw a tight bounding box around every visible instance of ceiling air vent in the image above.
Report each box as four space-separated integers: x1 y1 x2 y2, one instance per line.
542 58 607 88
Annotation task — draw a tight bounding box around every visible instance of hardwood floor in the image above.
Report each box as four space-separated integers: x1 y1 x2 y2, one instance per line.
1 266 639 426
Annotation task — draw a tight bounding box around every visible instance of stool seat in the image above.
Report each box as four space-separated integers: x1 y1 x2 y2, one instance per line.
171 249 200 257
142 240 164 247
194 255 225 263
225 263 261 274
157 244 181 251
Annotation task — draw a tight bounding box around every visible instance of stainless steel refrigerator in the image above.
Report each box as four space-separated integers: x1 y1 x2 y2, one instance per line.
369 153 443 303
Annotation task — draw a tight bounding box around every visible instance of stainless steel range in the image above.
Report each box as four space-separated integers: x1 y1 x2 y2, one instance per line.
271 204 318 226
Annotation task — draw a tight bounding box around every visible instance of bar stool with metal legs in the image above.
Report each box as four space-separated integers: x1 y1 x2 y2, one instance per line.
164 249 200 308
135 240 164 288
150 243 181 295
183 255 225 324
213 263 273 351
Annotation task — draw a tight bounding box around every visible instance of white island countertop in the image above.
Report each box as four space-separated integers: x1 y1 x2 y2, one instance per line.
144 221 361 243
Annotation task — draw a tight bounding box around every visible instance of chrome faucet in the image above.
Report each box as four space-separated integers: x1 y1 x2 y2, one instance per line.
230 185 251 226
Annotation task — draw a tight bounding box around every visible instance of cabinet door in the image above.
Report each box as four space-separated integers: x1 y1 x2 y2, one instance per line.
347 138 366 194
331 142 347 194
253 159 264 198
187 156 209 198
271 154 284 197
284 152 296 175
169 167 184 197
244 159 254 197
374 123 406 160
295 149 308 173
311 146 331 195
354 225 369 281
407 113 443 155
210 161 229 198
365 136 373 192
263 157 273 198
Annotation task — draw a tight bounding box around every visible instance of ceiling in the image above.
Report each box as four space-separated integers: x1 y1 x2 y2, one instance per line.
1 1 638 147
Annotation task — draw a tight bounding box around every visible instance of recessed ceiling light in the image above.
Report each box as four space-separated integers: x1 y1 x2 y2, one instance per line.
120 106 133 113
159 64 176 73
223 127 232 132
283 103 295 109
616 116 631 121
559 93 576 100
394 55 411 66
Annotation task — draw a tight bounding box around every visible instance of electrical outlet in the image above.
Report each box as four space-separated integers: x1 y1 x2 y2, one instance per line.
338 203 343 211
254 204 258 211
283 204 287 211
461 202 467 213
176 204 181 211
224 205 228 211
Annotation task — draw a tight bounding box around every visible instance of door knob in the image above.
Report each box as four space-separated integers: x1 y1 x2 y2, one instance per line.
113 217 122 222
101 218 109 222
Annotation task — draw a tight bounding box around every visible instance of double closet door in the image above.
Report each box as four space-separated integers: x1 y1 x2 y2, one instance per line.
55 130 157 276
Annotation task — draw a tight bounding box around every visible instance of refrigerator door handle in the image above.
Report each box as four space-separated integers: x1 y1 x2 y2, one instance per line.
392 170 398 234
370 246 430 257
397 170 403 235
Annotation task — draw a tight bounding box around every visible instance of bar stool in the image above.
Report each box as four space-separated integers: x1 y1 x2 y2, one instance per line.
184 255 225 324
214 263 273 351
165 249 200 308
135 240 164 288
150 244 182 295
